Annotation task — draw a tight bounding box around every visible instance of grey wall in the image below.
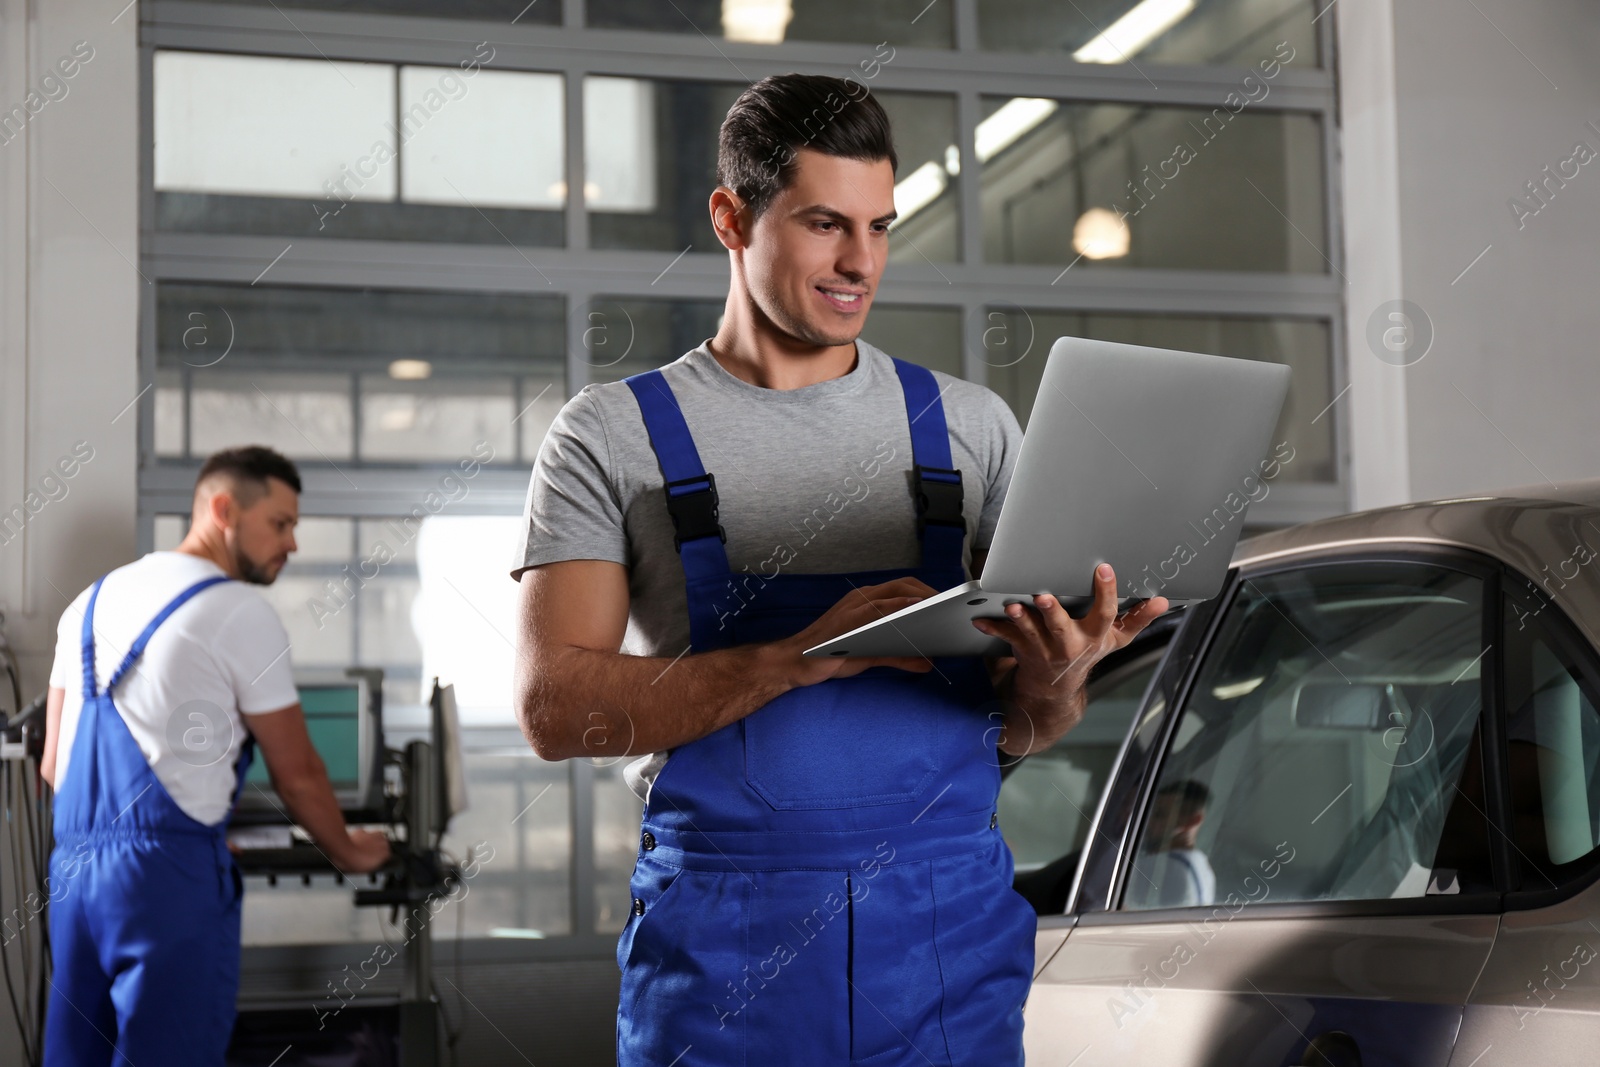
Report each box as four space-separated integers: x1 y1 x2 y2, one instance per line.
1 0 141 1061
1340 0 1600 504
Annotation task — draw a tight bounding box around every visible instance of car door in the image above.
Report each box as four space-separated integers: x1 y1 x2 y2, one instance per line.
1449 572 1600 1064
999 611 1183 978
1025 550 1506 1067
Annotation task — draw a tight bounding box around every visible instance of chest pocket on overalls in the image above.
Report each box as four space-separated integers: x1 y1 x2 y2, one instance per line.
727 606 949 810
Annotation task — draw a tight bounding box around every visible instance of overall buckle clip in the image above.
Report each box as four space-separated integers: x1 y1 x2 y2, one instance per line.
664 472 727 551
913 465 964 532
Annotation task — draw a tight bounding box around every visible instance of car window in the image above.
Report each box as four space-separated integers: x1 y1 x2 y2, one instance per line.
1121 561 1494 911
1503 588 1600 883
1004 647 1165 915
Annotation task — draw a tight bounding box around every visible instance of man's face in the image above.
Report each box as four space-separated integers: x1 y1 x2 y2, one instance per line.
741 147 897 349
227 477 299 585
1148 792 1204 851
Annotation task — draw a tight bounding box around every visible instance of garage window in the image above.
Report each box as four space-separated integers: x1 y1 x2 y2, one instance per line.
1121 561 1494 910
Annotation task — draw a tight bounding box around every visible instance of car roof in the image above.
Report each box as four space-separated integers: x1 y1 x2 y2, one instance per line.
1232 476 1600 648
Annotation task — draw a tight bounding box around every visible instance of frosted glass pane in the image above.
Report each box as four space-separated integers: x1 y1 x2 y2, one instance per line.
399 67 564 209
154 51 396 200
153 516 187 551
359 375 517 461
155 376 184 456
414 516 524 723
189 372 353 461
516 373 565 464
258 574 354 666
282 516 353 564
584 77 656 212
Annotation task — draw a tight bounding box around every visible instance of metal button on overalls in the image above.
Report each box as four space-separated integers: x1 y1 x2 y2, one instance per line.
614 359 1036 1066
641 830 655 851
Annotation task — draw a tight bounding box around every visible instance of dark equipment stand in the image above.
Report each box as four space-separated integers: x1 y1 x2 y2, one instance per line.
232 678 462 1067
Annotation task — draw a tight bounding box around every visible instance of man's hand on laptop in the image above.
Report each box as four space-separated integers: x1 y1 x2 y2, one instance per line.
972 563 1168 755
778 577 939 685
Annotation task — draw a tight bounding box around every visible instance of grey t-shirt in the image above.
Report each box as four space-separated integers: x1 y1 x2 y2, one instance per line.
511 337 1024 800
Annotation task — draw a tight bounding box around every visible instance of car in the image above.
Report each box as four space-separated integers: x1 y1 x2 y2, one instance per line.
999 478 1600 1067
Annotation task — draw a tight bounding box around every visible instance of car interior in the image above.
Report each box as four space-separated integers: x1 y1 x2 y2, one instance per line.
1503 590 1600 889
1004 636 1175 915
1122 563 1497 909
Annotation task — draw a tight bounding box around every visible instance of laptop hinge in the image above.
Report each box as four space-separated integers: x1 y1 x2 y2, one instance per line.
664 472 727 551
913 465 964 532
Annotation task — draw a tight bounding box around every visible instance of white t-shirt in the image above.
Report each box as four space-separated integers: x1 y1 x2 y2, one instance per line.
47 551 300 826
1143 848 1218 908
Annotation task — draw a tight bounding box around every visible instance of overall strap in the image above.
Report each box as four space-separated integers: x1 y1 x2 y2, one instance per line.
81 576 108 700
624 370 732 588
106 576 233 694
229 734 258 816
891 358 967 571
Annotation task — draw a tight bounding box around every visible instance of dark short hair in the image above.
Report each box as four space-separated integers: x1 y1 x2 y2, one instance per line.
1156 778 1211 815
717 72 898 221
196 445 302 506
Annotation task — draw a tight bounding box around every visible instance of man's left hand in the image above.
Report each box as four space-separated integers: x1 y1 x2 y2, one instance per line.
973 563 1169 754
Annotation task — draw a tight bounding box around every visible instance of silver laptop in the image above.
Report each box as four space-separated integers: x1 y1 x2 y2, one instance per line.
803 336 1292 659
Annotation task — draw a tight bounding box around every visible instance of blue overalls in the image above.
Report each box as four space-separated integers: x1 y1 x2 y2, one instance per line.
46 575 254 1067
616 358 1037 1066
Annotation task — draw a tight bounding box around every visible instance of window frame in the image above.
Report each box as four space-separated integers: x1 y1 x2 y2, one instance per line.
138 1 1348 531
1077 545 1515 928
137 0 1348 949
1496 565 1600 910
1003 607 1185 929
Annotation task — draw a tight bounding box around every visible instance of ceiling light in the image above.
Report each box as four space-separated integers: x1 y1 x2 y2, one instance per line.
388 358 432 380
975 98 1059 163
1072 207 1131 259
723 0 793 43
890 161 949 227
1072 0 1196 64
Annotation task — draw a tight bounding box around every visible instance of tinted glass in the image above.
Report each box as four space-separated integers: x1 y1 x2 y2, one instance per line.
587 80 958 264
981 310 1334 482
980 96 1325 273
586 0 952 49
582 298 961 383
859 305 962 379
196 0 559 21
154 51 565 245
1005 649 1165 914
1504 586 1600 882
1123 562 1492 910
978 0 1319 68
155 283 564 465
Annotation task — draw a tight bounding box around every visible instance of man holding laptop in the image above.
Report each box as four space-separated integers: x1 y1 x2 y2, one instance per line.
512 74 1281 1065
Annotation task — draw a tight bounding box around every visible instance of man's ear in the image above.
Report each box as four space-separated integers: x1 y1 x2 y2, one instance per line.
709 186 752 251
207 487 237 530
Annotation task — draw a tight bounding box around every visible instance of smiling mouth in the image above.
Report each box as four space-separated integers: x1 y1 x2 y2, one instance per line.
816 286 866 312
